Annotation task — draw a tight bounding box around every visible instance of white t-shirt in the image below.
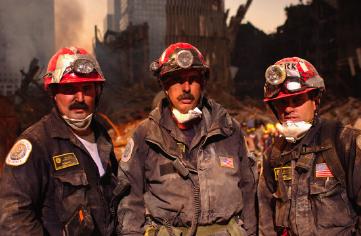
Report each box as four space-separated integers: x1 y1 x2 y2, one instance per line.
74 134 105 177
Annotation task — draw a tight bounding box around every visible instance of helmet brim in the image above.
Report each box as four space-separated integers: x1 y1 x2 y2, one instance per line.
263 87 317 102
44 72 105 90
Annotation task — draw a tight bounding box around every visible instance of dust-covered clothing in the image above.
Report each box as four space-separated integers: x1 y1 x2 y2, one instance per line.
258 120 361 236
0 109 119 236
117 98 257 235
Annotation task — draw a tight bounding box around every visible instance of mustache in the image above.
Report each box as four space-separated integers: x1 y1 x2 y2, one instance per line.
69 102 89 110
177 93 195 101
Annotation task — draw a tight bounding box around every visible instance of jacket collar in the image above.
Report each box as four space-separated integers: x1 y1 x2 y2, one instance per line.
146 97 235 156
46 108 113 170
269 119 323 167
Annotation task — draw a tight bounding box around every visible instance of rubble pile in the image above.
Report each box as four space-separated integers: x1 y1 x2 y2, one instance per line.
320 96 361 128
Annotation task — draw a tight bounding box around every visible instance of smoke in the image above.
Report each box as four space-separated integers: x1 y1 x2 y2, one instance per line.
0 0 55 74
55 0 84 50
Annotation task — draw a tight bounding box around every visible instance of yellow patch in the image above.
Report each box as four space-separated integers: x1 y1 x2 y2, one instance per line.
52 153 79 171
5 139 32 166
177 142 186 153
274 166 292 181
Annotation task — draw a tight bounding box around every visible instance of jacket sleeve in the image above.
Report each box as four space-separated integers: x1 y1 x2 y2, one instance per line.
258 149 278 236
0 138 47 235
117 128 147 236
341 129 361 235
238 135 258 236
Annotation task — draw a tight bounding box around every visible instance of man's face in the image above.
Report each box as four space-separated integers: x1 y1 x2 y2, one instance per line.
54 82 97 120
272 93 316 123
163 70 203 114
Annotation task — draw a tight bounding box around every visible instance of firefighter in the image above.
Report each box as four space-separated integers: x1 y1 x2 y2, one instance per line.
258 57 361 235
117 42 257 236
0 47 126 236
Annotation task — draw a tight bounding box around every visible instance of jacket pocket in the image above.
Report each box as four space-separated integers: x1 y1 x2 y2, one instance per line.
272 182 291 228
54 170 89 221
310 178 355 227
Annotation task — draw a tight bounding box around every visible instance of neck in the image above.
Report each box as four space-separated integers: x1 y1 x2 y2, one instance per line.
72 127 93 138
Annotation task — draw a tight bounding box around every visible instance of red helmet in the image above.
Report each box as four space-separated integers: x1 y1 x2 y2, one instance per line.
43 47 105 90
263 57 325 102
150 42 209 80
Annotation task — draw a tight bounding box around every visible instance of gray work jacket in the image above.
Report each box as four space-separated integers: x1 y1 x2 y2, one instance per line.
118 98 257 236
258 120 361 236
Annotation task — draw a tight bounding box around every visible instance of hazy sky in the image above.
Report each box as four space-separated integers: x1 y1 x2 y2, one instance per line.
225 0 301 33
79 0 301 53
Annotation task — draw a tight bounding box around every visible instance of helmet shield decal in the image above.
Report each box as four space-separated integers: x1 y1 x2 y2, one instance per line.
47 54 104 84
43 47 105 90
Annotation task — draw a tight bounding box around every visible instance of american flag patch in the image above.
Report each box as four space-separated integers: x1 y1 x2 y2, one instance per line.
219 156 234 169
315 163 333 178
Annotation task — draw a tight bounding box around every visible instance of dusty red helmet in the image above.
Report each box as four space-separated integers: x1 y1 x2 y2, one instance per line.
43 47 105 90
150 42 209 80
263 57 325 102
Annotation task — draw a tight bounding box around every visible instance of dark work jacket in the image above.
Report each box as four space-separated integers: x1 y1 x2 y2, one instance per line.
117 98 257 236
0 109 119 236
258 120 361 236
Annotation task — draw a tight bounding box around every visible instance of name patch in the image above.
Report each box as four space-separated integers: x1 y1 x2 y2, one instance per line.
52 153 79 171
274 166 292 181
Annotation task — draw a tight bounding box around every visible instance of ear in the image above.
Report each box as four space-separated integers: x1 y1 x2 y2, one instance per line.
95 84 103 96
312 97 320 111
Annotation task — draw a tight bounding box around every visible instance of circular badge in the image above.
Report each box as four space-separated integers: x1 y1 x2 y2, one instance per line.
5 139 32 166
121 138 134 162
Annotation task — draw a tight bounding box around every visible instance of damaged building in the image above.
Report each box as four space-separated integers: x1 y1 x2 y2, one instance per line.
96 0 233 91
165 0 232 90
232 0 361 98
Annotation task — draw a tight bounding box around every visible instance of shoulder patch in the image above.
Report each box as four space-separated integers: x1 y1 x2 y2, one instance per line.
5 139 32 166
121 138 134 162
357 135 361 149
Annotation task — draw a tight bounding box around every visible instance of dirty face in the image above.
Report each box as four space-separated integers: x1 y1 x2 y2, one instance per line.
54 82 97 120
272 93 316 123
163 70 204 114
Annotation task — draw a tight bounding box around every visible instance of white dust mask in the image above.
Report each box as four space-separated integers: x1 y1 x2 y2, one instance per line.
276 121 312 143
62 113 93 131
172 107 202 124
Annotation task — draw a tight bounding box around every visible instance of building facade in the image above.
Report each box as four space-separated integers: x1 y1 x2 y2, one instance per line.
112 0 167 62
103 0 232 90
165 0 231 87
